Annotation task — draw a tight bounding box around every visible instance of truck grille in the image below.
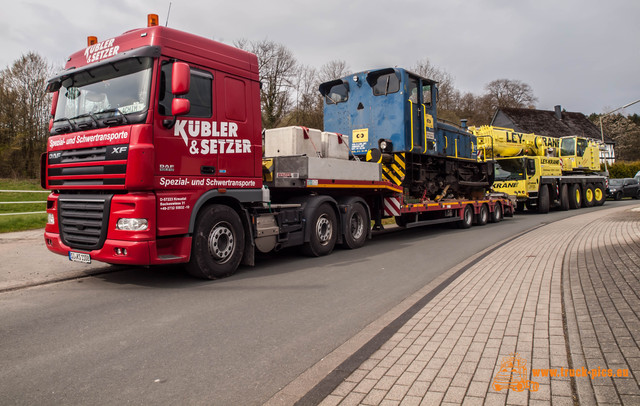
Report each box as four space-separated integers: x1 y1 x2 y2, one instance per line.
48 144 128 187
58 194 112 251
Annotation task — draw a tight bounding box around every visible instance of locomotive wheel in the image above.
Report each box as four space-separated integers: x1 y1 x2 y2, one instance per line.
187 204 244 279
302 203 337 257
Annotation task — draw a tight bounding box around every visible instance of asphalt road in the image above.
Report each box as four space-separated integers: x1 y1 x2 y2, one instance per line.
0 201 636 405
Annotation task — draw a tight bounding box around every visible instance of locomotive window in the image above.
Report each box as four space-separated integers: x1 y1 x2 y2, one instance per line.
159 62 213 117
422 85 432 106
408 78 419 103
367 71 400 96
319 80 349 104
326 83 349 104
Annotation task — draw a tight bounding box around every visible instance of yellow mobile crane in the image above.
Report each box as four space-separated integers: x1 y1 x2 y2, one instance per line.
471 126 607 213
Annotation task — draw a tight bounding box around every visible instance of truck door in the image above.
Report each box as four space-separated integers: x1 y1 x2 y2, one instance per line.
156 60 215 177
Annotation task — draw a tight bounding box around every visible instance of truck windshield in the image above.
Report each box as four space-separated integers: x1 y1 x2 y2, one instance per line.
51 57 153 134
494 158 526 181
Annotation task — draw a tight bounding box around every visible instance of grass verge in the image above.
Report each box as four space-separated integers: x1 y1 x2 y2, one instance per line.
0 178 49 233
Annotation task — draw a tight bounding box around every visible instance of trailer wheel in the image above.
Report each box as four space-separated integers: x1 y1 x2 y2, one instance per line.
569 184 581 209
302 203 337 256
476 204 489 226
559 184 570 211
538 185 550 214
583 185 595 207
594 184 606 205
458 205 474 229
342 203 368 249
187 204 244 279
490 203 503 223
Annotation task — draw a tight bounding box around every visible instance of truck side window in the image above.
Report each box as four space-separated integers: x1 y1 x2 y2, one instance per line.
158 62 213 117
560 138 575 156
576 138 588 157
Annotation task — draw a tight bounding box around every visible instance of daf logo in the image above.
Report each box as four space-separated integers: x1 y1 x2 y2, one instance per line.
49 152 62 159
111 146 128 154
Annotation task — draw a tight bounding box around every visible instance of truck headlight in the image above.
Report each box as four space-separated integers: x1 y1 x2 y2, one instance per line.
116 218 148 231
47 213 55 225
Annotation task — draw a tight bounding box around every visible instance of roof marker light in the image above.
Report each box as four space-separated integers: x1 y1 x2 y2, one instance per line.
87 36 98 46
148 14 159 27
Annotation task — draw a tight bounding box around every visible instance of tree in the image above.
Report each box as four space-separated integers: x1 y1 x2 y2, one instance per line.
484 78 537 109
0 52 56 178
591 113 640 161
236 39 298 129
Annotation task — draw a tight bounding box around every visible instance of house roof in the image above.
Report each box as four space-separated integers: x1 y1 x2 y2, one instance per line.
492 107 614 143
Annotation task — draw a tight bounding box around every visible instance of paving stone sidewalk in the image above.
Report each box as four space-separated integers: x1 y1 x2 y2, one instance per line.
319 205 640 406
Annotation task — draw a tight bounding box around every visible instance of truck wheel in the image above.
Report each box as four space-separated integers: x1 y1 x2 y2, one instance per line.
614 191 622 201
342 203 368 249
569 184 581 209
302 203 337 256
559 184 570 211
490 203 503 223
594 184 606 205
187 204 244 279
515 202 525 212
458 205 474 229
395 215 408 228
583 185 595 207
476 204 489 226
538 185 550 214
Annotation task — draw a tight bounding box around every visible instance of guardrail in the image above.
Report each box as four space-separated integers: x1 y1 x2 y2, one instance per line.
0 189 49 216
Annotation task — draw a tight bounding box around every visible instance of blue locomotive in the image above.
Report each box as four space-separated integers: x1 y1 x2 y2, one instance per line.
320 67 494 199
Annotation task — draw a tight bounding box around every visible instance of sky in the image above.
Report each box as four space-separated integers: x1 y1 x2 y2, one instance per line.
2 0 639 116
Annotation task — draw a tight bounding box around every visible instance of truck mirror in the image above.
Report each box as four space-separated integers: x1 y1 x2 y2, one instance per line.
526 159 536 176
172 98 190 116
172 62 190 95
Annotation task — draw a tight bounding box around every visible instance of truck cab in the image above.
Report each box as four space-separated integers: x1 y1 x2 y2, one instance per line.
44 23 263 266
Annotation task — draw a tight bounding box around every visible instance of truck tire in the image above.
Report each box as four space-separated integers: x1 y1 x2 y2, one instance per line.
515 202 525 212
559 184 570 211
476 204 489 226
490 203 503 223
187 204 244 279
538 185 550 214
458 205 474 229
594 184 606 205
342 203 368 249
302 203 337 256
569 184 581 209
583 185 595 207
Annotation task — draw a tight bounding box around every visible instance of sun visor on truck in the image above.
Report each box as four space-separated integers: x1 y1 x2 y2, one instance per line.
46 45 162 92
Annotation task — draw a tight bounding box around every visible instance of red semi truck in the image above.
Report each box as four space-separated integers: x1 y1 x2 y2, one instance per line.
42 16 513 279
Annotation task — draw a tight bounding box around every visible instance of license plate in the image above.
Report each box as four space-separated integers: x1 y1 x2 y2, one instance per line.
69 251 91 264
